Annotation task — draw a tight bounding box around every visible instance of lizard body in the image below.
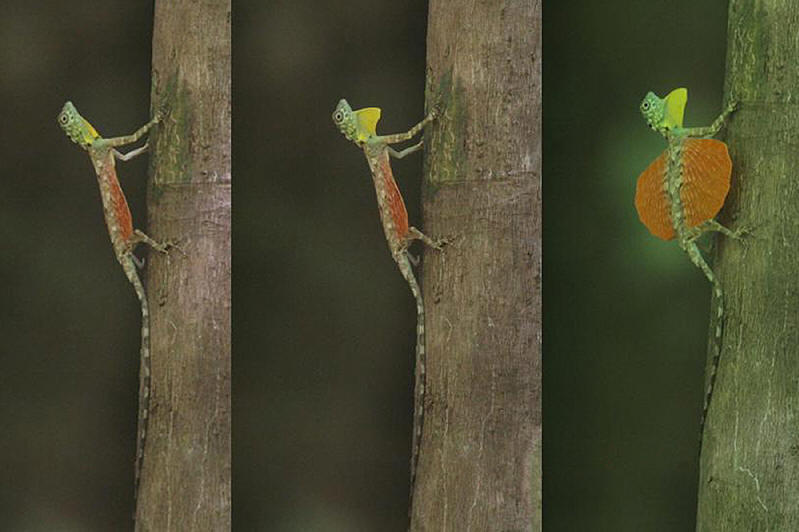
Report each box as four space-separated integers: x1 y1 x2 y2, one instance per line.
636 88 742 451
58 101 169 507
332 99 444 499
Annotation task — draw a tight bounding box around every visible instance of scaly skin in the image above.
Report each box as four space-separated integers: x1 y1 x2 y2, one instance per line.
58 101 169 512
639 90 742 453
332 99 445 507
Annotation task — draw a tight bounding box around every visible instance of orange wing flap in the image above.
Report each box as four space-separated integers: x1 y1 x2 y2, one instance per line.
635 139 732 241
680 138 732 228
635 150 674 240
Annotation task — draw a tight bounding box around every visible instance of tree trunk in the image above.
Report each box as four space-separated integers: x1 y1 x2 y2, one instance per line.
697 1 799 529
135 2 231 529
413 1 541 530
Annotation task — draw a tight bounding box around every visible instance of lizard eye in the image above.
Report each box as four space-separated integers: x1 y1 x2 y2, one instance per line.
642 101 650 111
59 113 69 124
334 111 343 122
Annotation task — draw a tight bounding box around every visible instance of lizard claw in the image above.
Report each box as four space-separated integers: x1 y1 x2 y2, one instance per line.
430 96 446 121
435 234 460 250
154 100 172 123
131 253 145 269
732 223 756 240
164 238 188 257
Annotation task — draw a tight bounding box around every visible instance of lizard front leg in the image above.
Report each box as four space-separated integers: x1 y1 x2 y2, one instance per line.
377 108 438 145
105 103 168 148
114 143 149 162
388 141 424 159
683 100 737 138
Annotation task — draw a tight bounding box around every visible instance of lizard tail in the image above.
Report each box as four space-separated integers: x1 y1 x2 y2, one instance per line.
396 253 426 504
699 280 724 453
684 241 725 455
122 255 151 513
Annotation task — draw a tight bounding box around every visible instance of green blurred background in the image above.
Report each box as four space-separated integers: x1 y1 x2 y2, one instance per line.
544 1 729 530
0 0 732 530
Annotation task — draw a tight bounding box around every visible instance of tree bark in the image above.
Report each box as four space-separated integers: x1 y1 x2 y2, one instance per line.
135 2 231 529
413 1 540 530
697 1 799 529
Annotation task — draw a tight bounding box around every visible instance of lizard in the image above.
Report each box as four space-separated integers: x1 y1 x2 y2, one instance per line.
57 101 171 508
635 87 744 452
332 98 445 500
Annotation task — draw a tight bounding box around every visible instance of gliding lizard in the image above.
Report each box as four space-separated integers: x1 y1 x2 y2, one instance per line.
58 101 171 508
332 98 446 501
636 88 744 452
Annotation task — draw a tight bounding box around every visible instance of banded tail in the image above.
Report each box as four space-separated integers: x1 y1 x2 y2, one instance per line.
684 242 724 453
395 253 426 500
699 276 724 452
122 255 151 509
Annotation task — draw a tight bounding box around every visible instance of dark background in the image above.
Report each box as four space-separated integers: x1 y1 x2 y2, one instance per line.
0 0 729 530
1 2 161 530
4 0 432 530
234 1 431 530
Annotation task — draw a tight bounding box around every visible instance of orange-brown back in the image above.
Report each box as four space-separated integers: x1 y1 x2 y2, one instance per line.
379 156 409 239
635 138 731 240
108 167 134 243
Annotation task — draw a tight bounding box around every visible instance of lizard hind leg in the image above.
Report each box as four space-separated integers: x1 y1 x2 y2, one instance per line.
700 219 750 240
130 253 145 269
131 229 171 254
407 226 447 251
688 218 750 259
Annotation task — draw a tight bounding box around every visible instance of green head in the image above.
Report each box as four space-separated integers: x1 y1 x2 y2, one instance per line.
640 92 665 131
640 88 687 133
332 99 381 144
58 101 99 148
332 99 358 142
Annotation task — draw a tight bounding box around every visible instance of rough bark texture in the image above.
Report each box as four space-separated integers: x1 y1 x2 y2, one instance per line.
413 1 540 530
135 2 231 529
697 1 799 529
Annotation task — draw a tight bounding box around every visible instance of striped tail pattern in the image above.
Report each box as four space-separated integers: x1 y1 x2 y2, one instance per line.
685 242 724 452
699 276 724 451
395 252 426 498
122 254 152 508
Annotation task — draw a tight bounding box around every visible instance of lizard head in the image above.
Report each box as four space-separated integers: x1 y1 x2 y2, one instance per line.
332 99 382 145
332 99 359 143
640 88 687 133
58 101 100 149
640 92 666 132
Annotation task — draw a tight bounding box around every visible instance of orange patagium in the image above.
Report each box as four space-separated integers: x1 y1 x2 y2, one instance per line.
634 87 743 455
635 88 732 241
